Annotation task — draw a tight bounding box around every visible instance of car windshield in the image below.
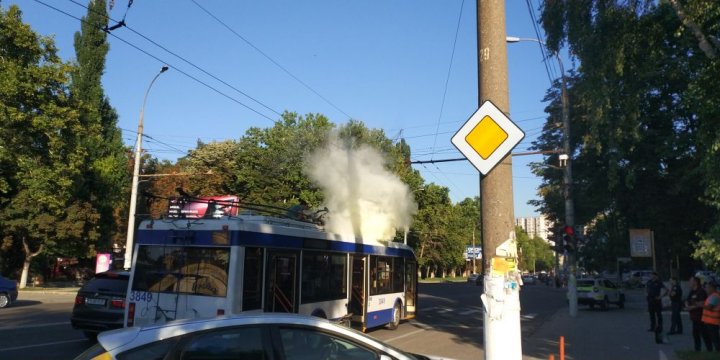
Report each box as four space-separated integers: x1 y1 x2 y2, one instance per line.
81 276 128 293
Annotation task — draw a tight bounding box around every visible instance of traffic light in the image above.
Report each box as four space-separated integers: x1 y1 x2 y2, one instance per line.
563 225 575 253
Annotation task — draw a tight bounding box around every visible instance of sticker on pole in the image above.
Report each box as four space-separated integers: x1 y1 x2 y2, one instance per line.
451 100 524 175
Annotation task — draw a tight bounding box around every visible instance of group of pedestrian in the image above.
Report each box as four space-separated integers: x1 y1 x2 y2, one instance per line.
646 271 720 352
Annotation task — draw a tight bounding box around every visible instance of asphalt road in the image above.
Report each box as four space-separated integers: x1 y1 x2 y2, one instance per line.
0 281 566 360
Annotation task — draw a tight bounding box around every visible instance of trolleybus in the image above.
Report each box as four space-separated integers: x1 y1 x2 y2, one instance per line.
124 205 417 332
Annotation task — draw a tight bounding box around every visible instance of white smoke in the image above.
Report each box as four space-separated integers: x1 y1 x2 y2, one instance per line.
304 133 417 244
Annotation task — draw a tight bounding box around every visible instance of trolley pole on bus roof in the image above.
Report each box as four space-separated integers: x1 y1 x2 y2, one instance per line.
477 1 522 358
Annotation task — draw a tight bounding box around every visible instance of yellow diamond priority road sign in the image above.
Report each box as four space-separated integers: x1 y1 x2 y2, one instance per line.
452 101 524 175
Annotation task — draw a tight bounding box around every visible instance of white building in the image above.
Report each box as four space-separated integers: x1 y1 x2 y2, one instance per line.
515 215 553 243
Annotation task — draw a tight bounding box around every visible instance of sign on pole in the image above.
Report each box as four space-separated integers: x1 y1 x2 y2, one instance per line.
451 100 525 175
629 229 653 257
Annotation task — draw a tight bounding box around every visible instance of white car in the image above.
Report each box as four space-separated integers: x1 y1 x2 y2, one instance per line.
75 313 452 360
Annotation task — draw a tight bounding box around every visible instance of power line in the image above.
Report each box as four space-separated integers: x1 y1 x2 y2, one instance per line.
66 0 283 119
190 0 353 121
524 0 556 85
431 0 466 160
37 0 278 123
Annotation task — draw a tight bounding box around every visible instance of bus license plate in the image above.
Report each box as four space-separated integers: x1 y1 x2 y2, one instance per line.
86 298 106 306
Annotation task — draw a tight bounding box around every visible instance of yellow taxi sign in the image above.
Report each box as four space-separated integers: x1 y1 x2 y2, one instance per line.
452 101 524 175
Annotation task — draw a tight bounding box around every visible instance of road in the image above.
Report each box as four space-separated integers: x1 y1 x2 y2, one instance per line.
0 281 566 360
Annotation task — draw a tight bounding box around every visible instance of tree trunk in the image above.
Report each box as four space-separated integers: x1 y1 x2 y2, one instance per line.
19 237 43 289
19 260 31 289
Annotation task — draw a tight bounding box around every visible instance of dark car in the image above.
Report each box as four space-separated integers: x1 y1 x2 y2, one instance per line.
0 275 18 308
71 270 129 340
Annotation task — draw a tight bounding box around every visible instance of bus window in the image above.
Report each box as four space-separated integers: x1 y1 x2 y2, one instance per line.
301 251 347 303
132 245 229 297
370 256 394 295
242 247 263 310
392 258 404 293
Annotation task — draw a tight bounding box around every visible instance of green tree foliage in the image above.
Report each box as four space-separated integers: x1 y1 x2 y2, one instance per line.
0 6 95 285
411 184 453 276
71 0 127 252
535 0 720 272
516 226 554 273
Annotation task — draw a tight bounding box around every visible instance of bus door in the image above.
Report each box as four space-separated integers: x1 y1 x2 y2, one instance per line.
265 251 298 313
405 260 417 317
350 256 366 321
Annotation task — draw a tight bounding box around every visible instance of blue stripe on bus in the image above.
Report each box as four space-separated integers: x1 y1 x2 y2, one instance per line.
365 308 394 328
136 229 412 257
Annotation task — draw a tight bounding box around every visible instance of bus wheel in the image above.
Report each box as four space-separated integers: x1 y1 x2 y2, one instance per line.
387 302 401 330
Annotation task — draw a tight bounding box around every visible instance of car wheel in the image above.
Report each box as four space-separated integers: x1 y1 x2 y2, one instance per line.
0 293 10 308
387 302 401 330
600 297 609 311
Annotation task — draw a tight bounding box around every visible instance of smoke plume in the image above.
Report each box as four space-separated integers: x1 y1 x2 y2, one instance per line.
304 133 417 244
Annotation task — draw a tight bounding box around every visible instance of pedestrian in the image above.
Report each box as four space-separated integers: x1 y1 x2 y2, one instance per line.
701 281 720 351
668 277 683 335
646 271 668 343
686 276 709 351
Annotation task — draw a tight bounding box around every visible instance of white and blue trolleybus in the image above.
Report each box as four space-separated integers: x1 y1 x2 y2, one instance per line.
124 211 417 332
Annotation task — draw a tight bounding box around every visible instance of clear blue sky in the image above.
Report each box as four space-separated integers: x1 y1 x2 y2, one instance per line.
8 0 562 218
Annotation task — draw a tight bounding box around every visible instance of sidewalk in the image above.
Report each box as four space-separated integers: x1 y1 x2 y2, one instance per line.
522 288 696 360
18 281 80 302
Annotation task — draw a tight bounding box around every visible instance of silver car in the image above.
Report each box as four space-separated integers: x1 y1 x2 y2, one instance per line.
75 313 450 360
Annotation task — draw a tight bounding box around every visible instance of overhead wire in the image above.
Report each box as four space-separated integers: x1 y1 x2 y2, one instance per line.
189 0 353 121
430 0 465 161
524 0 556 85
66 0 283 119
35 0 278 124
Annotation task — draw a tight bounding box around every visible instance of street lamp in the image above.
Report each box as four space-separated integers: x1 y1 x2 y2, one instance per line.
124 65 169 270
506 36 577 317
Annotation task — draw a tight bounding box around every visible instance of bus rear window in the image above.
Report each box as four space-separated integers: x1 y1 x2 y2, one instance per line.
132 245 230 297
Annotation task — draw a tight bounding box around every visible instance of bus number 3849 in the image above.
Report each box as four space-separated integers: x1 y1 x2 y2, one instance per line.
129 291 153 302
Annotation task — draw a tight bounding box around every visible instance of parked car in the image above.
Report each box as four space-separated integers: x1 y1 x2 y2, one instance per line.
70 270 129 340
695 270 718 285
0 275 18 308
467 273 480 283
521 274 536 285
624 270 653 288
74 313 451 360
575 277 625 311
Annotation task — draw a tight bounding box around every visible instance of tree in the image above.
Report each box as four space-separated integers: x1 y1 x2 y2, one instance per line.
71 0 127 253
536 0 719 274
0 6 89 286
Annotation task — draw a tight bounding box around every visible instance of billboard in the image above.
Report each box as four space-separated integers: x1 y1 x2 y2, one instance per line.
167 195 240 219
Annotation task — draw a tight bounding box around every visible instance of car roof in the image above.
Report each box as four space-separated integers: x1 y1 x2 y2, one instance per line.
98 313 392 355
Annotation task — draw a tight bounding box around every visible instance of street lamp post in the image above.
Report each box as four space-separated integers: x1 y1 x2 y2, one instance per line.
123 65 169 270
506 36 577 317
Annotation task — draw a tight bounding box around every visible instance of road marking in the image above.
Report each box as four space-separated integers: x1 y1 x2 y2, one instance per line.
521 313 537 320
0 321 70 331
459 309 482 315
0 338 86 352
382 328 427 343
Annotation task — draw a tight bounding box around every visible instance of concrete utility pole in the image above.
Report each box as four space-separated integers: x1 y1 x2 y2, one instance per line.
477 1 522 359
124 65 168 270
559 57 578 318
